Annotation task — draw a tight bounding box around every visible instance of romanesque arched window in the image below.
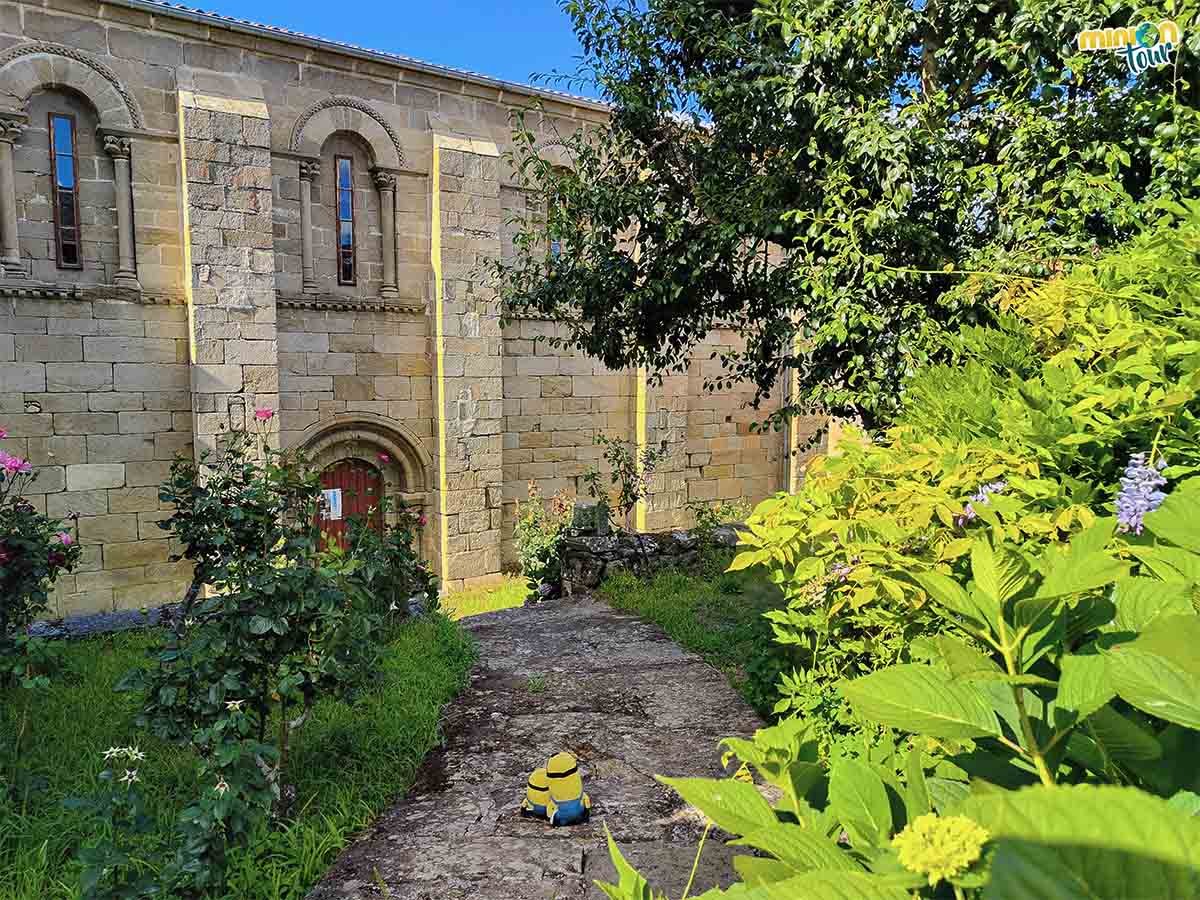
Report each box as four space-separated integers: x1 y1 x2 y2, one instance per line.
0 44 142 288
281 96 404 303
21 89 119 284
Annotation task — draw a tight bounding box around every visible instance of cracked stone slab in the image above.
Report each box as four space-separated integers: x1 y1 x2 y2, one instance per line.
307 595 763 900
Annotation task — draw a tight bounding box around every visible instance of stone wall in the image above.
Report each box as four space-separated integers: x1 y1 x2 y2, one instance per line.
0 293 193 615
0 0 825 614
559 523 742 596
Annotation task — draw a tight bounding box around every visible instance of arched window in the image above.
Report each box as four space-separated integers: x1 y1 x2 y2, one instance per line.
19 89 119 285
335 154 356 285
312 132 379 297
48 113 82 269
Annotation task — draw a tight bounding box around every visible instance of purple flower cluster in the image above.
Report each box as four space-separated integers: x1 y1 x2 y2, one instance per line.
956 480 1007 528
1115 453 1167 535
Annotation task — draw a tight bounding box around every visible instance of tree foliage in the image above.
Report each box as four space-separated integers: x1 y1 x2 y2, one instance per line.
496 0 1200 427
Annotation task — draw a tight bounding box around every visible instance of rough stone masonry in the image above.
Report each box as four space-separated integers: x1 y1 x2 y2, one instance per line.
0 0 827 614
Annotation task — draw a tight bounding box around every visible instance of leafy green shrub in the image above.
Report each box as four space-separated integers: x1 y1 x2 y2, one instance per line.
599 485 1200 898
688 498 751 551
325 497 438 632
595 208 1200 898
513 481 573 601
733 208 1200 748
581 434 668 533
0 439 82 671
99 426 391 896
0 437 82 803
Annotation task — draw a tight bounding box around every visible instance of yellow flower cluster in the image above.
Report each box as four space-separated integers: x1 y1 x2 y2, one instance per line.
892 813 989 886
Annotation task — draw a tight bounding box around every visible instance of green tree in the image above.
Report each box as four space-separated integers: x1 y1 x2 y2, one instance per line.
495 0 1200 429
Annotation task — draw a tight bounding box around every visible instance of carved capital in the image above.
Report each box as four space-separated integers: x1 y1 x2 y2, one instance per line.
0 116 27 144
102 134 132 159
298 160 320 181
372 169 397 192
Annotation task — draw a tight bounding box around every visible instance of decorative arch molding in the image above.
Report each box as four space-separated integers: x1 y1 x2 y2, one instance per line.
0 42 142 129
289 96 403 169
534 138 577 170
296 413 431 507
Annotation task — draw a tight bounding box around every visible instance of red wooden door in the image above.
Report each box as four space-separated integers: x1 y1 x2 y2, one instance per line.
318 460 383 550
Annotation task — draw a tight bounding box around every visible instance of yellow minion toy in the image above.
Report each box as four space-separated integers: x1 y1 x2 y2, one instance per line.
520 767 550 820
545 751 591 826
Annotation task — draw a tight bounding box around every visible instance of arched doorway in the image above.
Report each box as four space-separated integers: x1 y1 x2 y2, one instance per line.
294 414 433 561
318 458 383 549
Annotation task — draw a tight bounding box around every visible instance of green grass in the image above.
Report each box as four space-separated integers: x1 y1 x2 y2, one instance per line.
597 550 788 717
441 574 528 620
0 615 476 900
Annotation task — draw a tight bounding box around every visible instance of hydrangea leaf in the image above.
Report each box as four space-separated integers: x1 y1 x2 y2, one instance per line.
1103 615 1200 730
841 664 1002 740
959 785 1200 900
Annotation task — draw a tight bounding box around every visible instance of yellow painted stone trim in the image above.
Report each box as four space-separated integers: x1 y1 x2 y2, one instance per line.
432 132 500 157
431 144 451 585
177 90 271 120
176 94 196 366
635 364 648 532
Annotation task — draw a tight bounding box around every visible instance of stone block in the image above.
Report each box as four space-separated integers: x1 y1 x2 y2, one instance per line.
192 365 244 393
46 363 114 392
125 460 173 487
114 364 191 392
118 412 175 434
114 580 188 610
66 463 126 491
83 338 177 363
47 489 109 518
155 433 193 460
86 434 156 463
0 413 54 437
0 363 46 392
333 375 373 402
278 331 329 353
225 340 278 365
103 539 170 569
26 435 87 466
77 514 140 545
307 353 356 375
16 335 83 362
53 412 119 435
21 465 65 494
0 333 13 361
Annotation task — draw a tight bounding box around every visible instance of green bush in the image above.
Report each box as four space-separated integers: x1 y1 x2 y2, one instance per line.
596 208 1200 897
513 481 573 600
733 206 1200 749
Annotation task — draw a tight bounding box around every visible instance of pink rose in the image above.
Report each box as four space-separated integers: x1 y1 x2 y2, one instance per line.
0 427 7 440
0 452 31 475
417 514 428 527
253 408 275 421
378 452 390 463
56 531 73 546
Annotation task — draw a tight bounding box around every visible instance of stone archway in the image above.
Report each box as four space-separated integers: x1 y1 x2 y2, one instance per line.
288 96 404 169
296 414 433 558
0 43 143 130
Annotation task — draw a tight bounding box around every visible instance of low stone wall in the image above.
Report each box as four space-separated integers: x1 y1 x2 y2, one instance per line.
560 524 741 595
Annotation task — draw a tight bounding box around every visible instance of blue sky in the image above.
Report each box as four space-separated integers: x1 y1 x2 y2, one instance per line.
194 0 596 95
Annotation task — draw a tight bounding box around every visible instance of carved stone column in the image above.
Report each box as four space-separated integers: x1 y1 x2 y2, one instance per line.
103 134 140 289
373 169 398 299
0 116 27 279
298 160 319 293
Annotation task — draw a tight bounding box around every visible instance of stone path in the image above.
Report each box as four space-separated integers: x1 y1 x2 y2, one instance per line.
308 594 764 900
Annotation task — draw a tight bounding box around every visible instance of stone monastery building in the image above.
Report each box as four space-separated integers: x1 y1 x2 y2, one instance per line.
0 0 821 615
